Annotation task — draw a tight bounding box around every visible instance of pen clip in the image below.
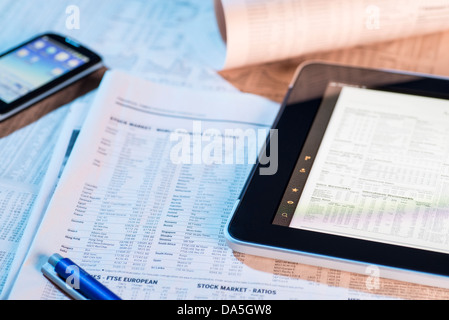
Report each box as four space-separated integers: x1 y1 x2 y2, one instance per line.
41 262 88 300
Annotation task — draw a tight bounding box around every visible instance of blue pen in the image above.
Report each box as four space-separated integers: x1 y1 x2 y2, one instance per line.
41 253 121 300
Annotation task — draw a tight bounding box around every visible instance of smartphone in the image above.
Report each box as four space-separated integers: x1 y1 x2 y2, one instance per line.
0 33 103 121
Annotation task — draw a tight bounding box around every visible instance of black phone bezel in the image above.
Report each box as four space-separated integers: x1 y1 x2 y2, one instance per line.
227 62 449 278
0 32 102 117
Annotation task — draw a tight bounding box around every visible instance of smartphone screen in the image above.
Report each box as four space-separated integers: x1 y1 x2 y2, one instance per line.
0 35 90 104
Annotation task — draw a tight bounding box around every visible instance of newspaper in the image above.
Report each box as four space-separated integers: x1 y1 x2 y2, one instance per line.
216 0 449 69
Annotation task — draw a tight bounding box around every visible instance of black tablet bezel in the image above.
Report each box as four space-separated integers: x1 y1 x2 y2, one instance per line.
227 62 449 278
0 33 102 117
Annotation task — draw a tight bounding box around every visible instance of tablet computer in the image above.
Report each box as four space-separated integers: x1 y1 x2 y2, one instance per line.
225 62 449 288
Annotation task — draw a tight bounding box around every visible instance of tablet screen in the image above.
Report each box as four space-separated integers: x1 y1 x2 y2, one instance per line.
273 83 449 254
